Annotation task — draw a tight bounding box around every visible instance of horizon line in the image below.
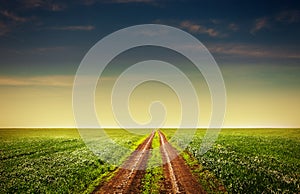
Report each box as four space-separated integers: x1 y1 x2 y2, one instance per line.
1 126 299 129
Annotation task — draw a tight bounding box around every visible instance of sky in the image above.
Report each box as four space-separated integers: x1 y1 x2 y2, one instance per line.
0 0 299 128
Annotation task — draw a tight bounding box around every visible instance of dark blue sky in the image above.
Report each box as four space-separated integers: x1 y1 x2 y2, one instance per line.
0 0 300 75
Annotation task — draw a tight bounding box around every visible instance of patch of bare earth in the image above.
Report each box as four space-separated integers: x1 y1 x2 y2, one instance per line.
93 131 155 194
158 130 206 194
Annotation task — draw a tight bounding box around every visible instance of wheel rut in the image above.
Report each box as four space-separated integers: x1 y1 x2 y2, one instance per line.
93 131 155 194
94 130 206 194
158 130 206 194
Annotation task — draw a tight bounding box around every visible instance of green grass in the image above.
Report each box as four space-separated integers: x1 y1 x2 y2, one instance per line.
163 128 300 193
141 131 164 194
2 128 299 193
0 128 148 193
181 151 227 193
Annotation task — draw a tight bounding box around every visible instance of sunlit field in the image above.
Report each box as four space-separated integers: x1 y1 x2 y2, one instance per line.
0 128 147 193
163 128 300 193
0 128 299 193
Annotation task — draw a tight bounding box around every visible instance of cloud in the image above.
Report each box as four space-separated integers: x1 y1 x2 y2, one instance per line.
0 75 116 87
210 19 222 24
276 10 300 23
134 28 170 37
209 43 266 57
50 25 95 31
250 17 269 34
208 43 300 59
180 20 226 38
108 0 155 3
0 75 74 87
80 0 156 5
21 0 66 11
0 10 29 22
80 0 97 5
0 21 10 36
0 46 74 57
31 46 68 53
0 10 32 36
250 10 300 35
228 23 239 31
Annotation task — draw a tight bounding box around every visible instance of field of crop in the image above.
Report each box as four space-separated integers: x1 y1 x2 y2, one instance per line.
0 128 147 193
163 128 300 193
1 128 299 193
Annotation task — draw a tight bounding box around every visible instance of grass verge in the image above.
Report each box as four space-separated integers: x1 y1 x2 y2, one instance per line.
141 131 164 194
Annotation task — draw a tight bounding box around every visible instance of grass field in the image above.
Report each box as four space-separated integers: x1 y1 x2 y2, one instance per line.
163 128 300 193
0 128 147 193
0 128 299 193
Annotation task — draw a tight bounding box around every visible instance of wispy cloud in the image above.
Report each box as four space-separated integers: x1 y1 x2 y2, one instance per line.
276 10 300 23
250 10 300 35
80 0 96 5
180 20 226 38
250 17 269 34
0 75 74 87
0 10 29 22
21 0 66 11
134 28 170 37
228 23 239 31
208 43 300 59
209 43 265 57
31 46 68 53
80 0 156 5
0 46 75 57
0 10 33 36
0 10 30 36
49 25 95 31
108 0 155 3
210 19 222 24
0 21 10 36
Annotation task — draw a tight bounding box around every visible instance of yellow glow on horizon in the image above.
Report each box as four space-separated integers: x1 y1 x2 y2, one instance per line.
0 72 299 128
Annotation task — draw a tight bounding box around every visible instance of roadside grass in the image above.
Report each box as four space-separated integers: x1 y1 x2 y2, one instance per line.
0 128 148 193
161 129 227 193
162 128 300 193
104 128 152 150
181 151 227 193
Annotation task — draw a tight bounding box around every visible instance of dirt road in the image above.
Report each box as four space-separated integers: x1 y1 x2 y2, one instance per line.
94 130 206 193
94 131 155 194
158 130 206 194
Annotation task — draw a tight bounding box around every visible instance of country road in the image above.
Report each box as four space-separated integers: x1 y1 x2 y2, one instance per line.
158 130 206 194
94 131 155 194
94 130 206 193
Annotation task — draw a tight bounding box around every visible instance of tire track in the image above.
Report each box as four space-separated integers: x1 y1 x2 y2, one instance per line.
158 130 206 194
94 131 155 194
